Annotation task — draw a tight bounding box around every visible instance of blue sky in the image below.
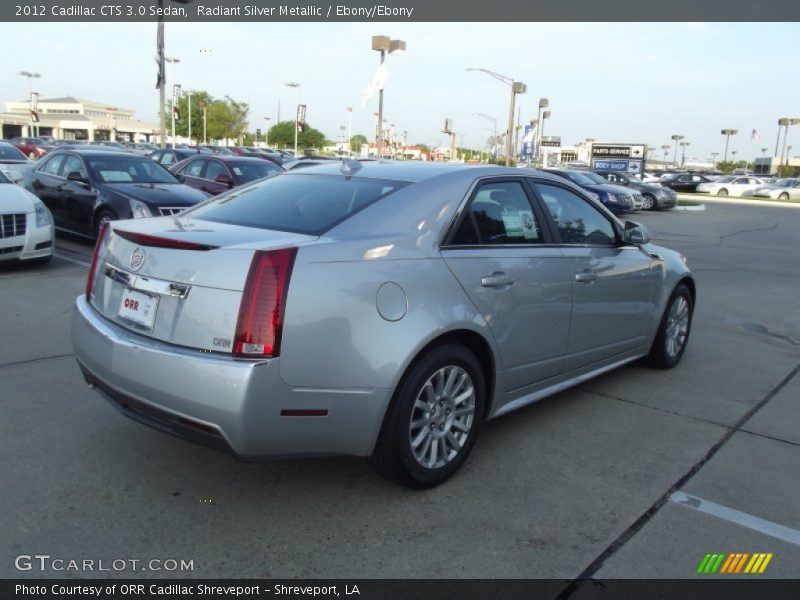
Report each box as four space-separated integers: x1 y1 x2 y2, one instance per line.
3 21 798 160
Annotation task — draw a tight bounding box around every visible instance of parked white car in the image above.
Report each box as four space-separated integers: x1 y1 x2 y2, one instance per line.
695 176 767 197
753 178 800 200
0 171 55 264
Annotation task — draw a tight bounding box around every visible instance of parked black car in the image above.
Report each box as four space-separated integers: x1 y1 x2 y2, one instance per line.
542 169 638 214
23 148 209 239
595 171 677 210
660 173 713 193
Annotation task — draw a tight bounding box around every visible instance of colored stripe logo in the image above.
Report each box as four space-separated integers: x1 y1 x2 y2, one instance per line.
697 553 773 574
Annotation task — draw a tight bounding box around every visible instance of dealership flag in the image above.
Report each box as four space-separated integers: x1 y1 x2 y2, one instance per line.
751 129 761 142
361 63 389 108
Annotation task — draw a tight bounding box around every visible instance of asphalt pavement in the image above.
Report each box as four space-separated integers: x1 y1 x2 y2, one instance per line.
1 203 798 580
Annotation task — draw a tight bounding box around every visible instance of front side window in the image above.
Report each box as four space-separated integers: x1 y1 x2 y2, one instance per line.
62 155 88 179
535 183 616 246
451 181 542 245
39 154 66 176
181 159 206 178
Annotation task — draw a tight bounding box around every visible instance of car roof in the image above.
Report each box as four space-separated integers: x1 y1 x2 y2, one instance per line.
49 147 146 156
281 160 524 182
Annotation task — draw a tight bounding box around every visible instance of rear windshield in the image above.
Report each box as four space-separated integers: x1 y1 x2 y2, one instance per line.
0 145 26 159
188 173 410 235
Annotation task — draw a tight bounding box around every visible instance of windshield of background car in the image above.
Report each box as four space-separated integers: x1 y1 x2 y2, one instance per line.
85 156 179 184
189 174 410 235
0 145 26 159
776 179 798 187
230 162 283 184
717 176 735 183
582 172 609 184
567 171 596 185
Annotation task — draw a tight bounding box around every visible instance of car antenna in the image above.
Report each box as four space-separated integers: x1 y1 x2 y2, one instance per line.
340 158 363 176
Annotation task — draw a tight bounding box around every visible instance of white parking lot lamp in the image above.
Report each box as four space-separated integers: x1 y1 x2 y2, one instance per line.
671 135 684 168
467 68 526 166
721 129 737 164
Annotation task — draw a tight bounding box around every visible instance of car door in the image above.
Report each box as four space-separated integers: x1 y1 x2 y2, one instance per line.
29 154 67 225
202 159 234 195
531 181 659 372
176 158 207 191
441 178 573 392
59 154 96 236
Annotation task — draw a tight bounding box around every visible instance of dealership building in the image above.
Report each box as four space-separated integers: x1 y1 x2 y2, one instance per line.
1 96 160 142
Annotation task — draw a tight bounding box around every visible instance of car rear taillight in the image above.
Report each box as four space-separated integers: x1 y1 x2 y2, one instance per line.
233 247 297 358
85 222 110 301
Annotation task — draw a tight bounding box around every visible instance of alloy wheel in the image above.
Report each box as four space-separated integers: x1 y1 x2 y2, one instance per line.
665 296 690 358
409 365 475 469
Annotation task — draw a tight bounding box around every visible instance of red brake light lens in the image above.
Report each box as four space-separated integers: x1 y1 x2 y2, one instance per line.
86 222 110 301
233 247 297 358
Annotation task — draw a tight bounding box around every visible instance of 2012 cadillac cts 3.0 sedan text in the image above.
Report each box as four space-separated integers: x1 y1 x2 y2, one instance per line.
72 162 695 488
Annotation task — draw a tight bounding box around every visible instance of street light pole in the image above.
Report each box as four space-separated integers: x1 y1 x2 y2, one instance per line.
187 90 192 143
18 71 41 137
670 135 684 168
680 141 690 167
661 144 670 168
166 56 180 148
720 128 737 164
535 97 549 163
371 36 406 158
467 68 527 166
540 110 551 166
264 116 270 146
285 81 300 154
346 107 353 155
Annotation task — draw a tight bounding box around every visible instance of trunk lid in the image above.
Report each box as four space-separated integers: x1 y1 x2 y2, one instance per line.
90 216 316 353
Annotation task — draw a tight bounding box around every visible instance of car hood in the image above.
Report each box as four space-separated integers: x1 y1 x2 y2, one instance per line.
0 183 37 212
101 182 209 205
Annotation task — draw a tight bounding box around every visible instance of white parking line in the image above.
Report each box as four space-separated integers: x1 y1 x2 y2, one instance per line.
671 491 800 546
54 253 90 267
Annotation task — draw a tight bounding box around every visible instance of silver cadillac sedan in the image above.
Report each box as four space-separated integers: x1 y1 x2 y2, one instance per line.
72 161 695 488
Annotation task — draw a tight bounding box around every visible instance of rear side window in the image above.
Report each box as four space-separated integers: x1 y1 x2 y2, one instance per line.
188 174 409 235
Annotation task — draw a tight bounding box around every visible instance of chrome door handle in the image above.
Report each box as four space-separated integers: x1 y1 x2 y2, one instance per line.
481 272 515 288
575 271 598 283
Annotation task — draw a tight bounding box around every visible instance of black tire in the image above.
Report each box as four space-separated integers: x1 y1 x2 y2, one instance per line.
642 193 656 211
717 188 728 197
778 192 789 201
94 209 117 240
370 343 486 489
647 283 693 369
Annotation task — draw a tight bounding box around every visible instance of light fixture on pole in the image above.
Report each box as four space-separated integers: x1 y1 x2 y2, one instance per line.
720 128 737 163
535 97 549 162
371 35 406 158
264 116 270 146
466 68 527 166
18 70 41 137
679 141 690 167
711 152 719 166
731 150 738 165
670 134 684 168
285 81 301 154
777 118 800 174
187 90 192 143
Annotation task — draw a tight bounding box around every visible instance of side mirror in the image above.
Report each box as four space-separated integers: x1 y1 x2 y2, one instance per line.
215 174 234 188
622 221 651 245
66 171 89 187
174 172 185 182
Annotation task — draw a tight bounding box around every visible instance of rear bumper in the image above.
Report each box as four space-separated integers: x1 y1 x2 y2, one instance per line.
71 296 392 459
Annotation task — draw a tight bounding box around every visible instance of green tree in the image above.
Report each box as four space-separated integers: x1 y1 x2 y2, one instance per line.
174 90 212 143
349 134 368 152
267 120 327 150
173 91 249 143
